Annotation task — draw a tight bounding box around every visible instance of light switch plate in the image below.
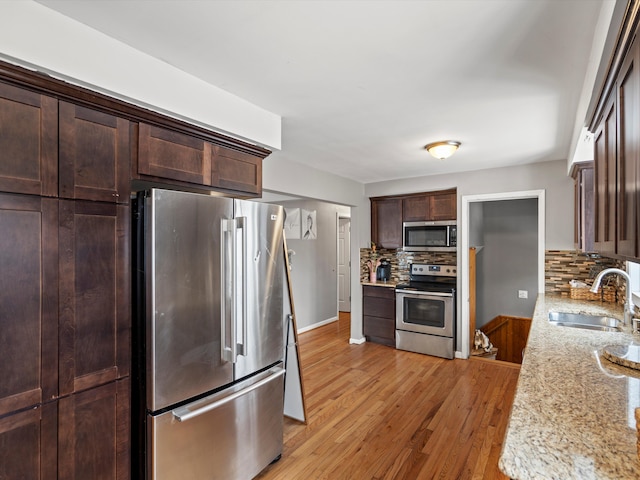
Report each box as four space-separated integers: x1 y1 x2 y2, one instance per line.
518 290 528 299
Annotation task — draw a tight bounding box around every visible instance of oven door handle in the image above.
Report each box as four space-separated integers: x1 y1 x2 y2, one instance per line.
395 289 453 297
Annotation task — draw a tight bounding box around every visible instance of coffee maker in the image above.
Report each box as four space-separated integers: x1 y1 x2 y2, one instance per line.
376 259 392 281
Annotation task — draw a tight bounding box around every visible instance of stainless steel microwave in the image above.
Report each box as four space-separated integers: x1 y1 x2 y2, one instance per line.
402 220 457 251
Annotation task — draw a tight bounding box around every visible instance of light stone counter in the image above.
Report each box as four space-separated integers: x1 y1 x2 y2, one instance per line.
360 281 397 288
499 294 640 480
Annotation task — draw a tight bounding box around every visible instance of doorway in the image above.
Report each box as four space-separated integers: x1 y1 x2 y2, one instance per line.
460 190 545 358
338 216 351 312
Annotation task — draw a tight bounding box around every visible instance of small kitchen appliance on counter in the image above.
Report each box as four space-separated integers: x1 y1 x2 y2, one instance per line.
395 263 457 359
376 259 392 281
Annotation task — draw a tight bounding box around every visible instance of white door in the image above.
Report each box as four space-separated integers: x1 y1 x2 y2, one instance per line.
338 217 351 312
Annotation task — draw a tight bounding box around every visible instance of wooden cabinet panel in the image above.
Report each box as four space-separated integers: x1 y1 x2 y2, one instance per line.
572 164 595 252
58 201 130 396
0 194 58 416
371 198 402 249
59 102 130 204
363 286 395 347
0 82 57 197
211 145 262 194
594 94 616 255
402 191 456 222
0 403 57 480
58 379 130 480
430 192 457 220
616 37 639 258
402 196 429 222
138 123 212 185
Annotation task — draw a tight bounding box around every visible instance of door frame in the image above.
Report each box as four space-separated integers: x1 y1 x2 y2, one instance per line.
337 214 351 314
459 189 545 358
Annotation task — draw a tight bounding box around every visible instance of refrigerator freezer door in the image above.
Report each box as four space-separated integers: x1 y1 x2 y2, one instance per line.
150 365 285 480
146 189 234 412
232 200 285 379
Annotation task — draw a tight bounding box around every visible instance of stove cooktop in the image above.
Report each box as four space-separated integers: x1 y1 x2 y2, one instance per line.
396 263 457 292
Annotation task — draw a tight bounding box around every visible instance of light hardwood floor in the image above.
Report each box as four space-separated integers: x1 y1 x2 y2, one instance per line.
256 313 520 480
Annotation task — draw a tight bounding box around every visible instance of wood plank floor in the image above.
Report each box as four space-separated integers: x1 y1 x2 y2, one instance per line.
256 313 520 480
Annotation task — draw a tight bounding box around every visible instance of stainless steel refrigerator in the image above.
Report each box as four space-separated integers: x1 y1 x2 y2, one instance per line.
132 188 286 480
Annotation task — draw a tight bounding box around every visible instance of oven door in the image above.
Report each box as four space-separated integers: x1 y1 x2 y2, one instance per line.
395 289 454 337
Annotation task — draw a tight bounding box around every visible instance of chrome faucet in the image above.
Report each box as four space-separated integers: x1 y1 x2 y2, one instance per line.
590 268 637 331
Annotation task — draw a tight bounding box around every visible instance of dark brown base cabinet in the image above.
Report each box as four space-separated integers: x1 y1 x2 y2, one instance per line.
363 286 396 347
0 381 129 480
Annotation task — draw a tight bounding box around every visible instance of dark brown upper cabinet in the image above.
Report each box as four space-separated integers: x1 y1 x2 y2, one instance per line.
593 92 617 256
58 200 130 397
0 82 58 197
402 190 456 222
371 197 403 249
59 102 131 204
572 162 595 252
211 145 262 195
0 194 58 417
138 122 212 185
615 35 639 259
137 122 264 195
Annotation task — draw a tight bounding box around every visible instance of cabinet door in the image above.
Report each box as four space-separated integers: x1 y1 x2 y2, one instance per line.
616 37 639 258
138 123 212 185
430 192 457 220
573 165 595 252
58 379 130 480
211 145 262 195
403 196 429 222
371 198 402 249
594 94 616 255
363 286 395 346
0 82 57 197
58 201 130 396
59 102 130 204
0 194 58 416
0 403 57 480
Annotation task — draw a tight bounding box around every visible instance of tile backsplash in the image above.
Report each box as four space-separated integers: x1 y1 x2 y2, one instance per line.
360 249 625 303
544 250 624 299
360 248 456 283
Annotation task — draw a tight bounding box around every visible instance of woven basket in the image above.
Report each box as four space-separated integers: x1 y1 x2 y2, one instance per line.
569 285 616 303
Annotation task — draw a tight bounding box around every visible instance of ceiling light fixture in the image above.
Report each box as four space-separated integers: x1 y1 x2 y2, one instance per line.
425 140 461 160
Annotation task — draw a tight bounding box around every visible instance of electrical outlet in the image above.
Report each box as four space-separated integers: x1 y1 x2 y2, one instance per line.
518 290 528 299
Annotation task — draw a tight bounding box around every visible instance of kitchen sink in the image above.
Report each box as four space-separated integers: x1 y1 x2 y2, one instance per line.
548 311 621 332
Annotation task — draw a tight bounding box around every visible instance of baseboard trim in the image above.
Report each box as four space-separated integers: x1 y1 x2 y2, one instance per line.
297 316 338 334
349 337 366 345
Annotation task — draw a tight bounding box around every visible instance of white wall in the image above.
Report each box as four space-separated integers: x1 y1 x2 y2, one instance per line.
0 1 280 149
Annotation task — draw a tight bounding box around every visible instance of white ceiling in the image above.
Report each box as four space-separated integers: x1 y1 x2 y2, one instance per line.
36 0 609 184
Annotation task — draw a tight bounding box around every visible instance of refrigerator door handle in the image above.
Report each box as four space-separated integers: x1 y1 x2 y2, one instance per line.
172 367 285 422
220 218 236 363
236 216 248 357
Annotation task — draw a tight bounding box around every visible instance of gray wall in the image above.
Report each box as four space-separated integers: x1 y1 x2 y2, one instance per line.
474 199 538 327
276 199 350 331
263 157 575 344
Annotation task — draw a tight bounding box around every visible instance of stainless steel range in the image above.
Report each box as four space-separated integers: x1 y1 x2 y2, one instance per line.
395 264 456 359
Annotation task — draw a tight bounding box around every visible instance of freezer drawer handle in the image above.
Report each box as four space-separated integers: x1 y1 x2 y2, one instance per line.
172 367 285 422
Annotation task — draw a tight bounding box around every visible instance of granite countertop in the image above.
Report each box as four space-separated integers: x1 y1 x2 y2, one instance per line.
499 294 640 479
361 280 397 288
